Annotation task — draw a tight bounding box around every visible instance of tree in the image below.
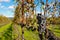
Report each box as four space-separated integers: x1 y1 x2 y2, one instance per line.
13 0 35 40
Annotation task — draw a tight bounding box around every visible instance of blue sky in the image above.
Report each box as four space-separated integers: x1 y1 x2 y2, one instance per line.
0 0 60 17
0 0 15 17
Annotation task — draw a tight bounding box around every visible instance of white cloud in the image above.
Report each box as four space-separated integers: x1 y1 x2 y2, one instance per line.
0 3 6 8
0 6 5 8
0 0 10 2
0 4 5 8
8 5 14 9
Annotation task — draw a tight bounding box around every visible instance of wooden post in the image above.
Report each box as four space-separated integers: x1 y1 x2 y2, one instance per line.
21 0 25 40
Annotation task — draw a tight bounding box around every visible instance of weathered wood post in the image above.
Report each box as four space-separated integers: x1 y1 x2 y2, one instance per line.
21 0 25 40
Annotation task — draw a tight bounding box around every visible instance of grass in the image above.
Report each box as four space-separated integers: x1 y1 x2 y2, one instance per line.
0 23 60 40
48 24 60 37
0 23 12 33
17 25 39 40
0 23 39 40
24 29 39 40
0 23 12 40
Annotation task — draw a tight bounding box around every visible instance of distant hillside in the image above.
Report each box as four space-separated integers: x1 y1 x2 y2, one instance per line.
0 16 11 25
8 17 13 20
